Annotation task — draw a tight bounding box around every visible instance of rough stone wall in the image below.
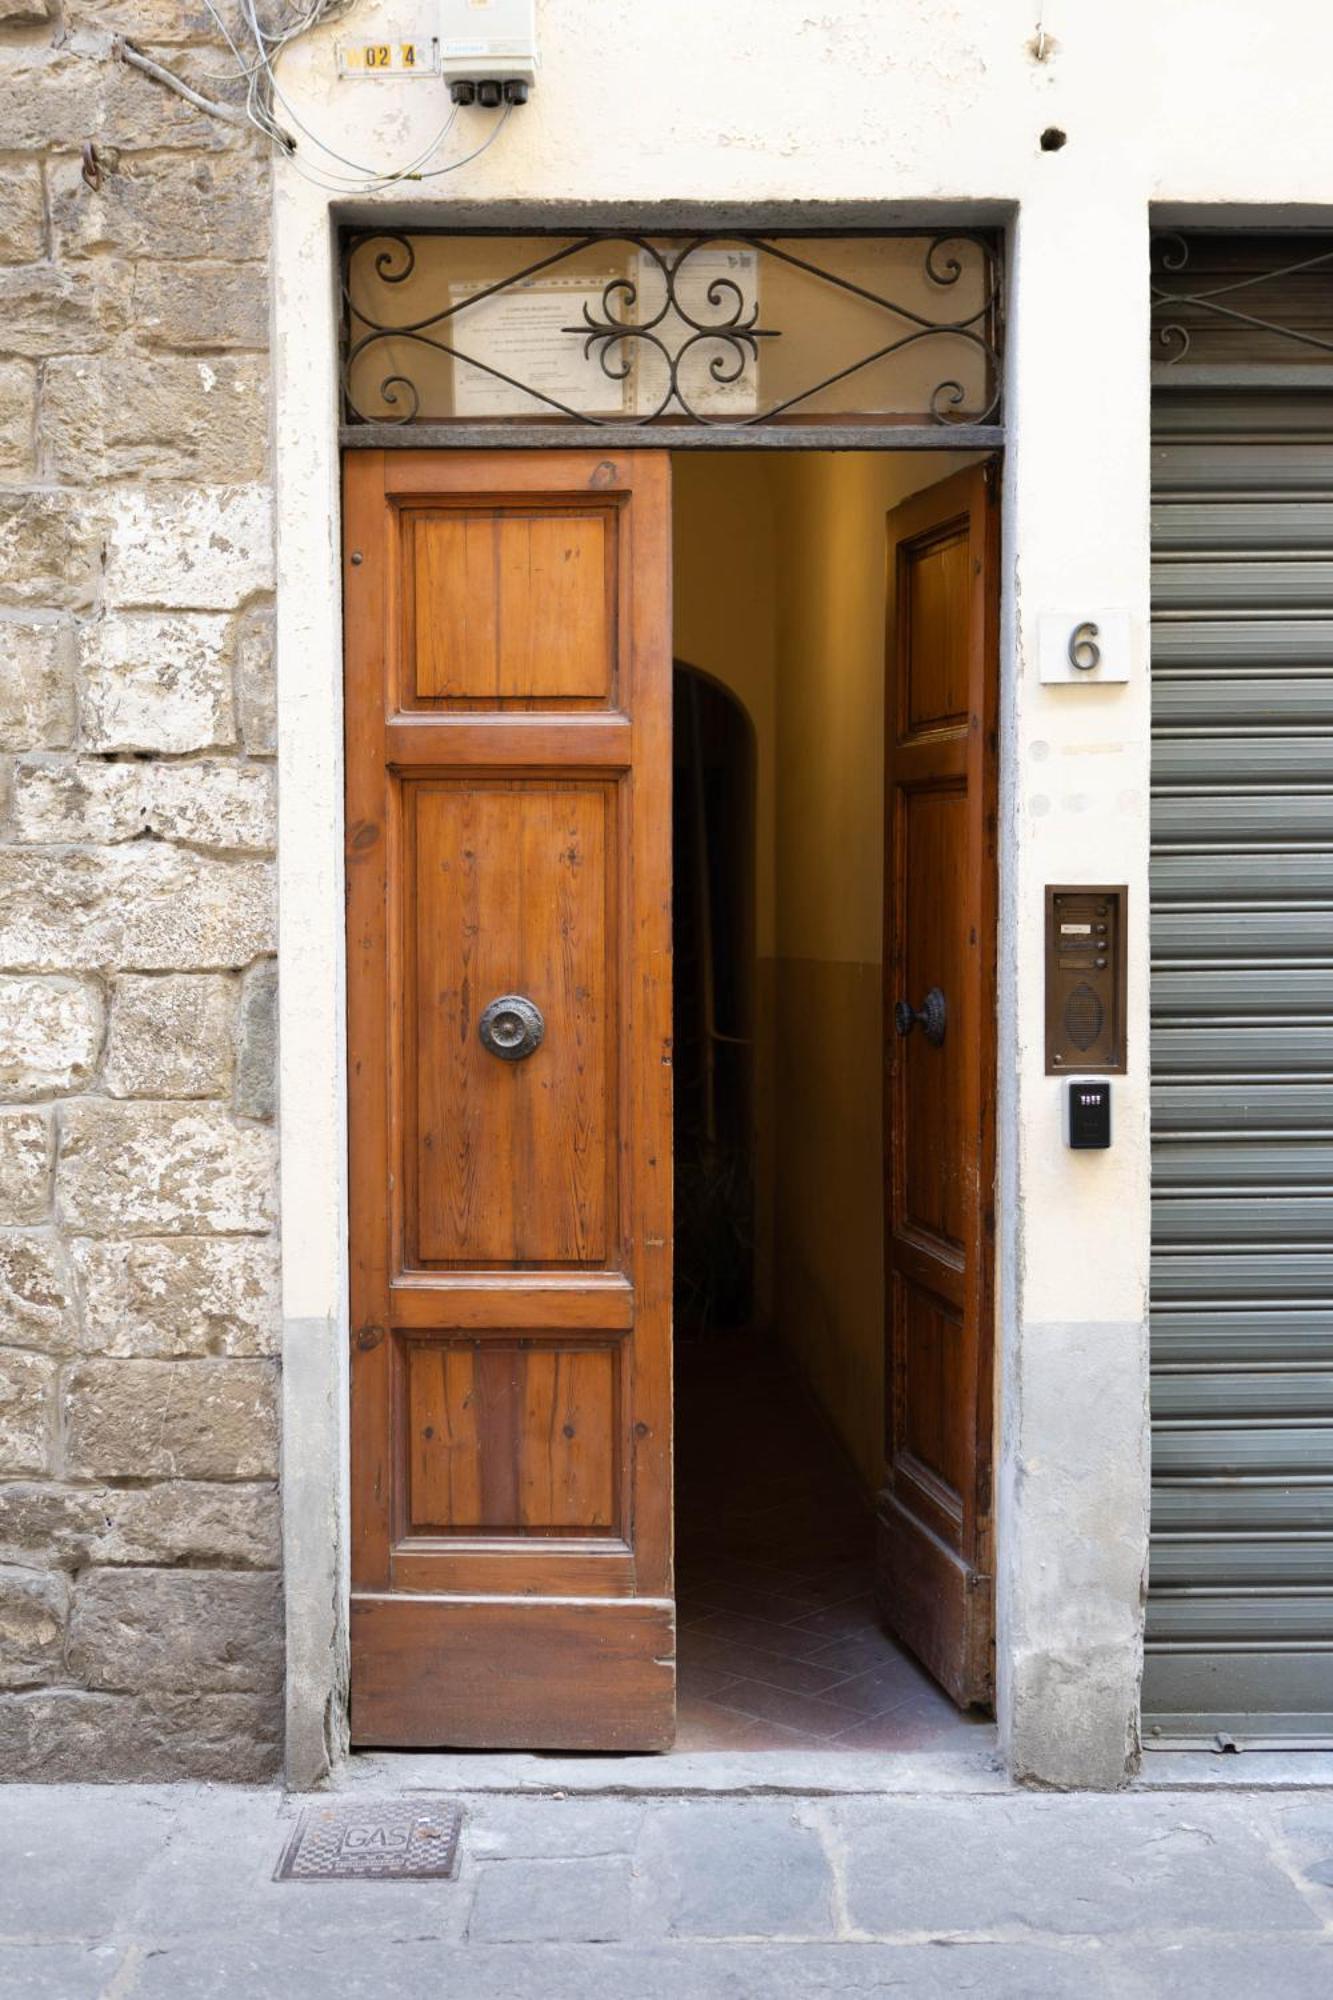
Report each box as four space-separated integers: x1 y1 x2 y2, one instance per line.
0 0 281 1778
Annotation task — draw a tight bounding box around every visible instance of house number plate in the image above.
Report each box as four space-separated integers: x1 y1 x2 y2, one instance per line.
336 39 441 77
1038 608 1132 684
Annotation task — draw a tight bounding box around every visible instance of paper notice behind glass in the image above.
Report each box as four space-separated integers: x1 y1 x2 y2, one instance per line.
448 278 633 419
634 247 760 418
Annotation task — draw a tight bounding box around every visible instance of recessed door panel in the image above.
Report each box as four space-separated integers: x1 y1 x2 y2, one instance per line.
406 506 614 704
405 1338 620 1535
408 780 613 1268
901 526 970 736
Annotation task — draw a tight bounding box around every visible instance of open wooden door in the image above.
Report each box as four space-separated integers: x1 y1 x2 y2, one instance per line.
344 449 674 1749
880 461 998 1709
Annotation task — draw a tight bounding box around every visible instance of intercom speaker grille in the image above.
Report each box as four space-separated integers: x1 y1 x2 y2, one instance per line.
1064 982 1104 1053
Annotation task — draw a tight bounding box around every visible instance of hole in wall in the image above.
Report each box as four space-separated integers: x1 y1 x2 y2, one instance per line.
1040 127 1067 152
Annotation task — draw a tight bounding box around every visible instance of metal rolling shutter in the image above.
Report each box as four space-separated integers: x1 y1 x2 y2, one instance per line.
1146 236 1333 1742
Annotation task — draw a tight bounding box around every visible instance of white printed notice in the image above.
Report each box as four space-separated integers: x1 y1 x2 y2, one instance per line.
633 246 761 419
448 278 633 420
447 249 761 420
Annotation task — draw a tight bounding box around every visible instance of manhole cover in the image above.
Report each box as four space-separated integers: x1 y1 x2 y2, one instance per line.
275 1800 464 1881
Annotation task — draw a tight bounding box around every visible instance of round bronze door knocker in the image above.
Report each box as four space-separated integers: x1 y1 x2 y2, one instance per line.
478 994 545 1062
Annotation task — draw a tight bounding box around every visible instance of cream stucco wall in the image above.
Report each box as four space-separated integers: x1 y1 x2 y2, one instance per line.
269 0 1333 1788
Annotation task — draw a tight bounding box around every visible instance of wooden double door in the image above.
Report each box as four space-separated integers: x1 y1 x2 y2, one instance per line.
345 448 997 1748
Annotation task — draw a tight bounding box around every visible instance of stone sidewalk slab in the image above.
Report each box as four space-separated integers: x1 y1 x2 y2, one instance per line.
1 1781 1332 1998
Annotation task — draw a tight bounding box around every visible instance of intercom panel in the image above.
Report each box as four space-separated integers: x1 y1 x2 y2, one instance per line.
1044 886 1126 1075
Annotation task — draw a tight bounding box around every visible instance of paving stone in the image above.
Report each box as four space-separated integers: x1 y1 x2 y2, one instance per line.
467 1855 637 1943
0 1784 172 1934
632 1799 835 1938
0 1943 124 2000
465 1796 646 1860
833 1793 1324 1938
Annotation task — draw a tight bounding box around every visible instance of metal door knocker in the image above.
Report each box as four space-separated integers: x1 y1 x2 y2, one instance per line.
894 987 947 1047
479 994 545 1062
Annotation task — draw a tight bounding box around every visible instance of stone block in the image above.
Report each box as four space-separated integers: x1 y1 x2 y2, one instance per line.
93 1481 281 1568
0 1565 66 1688
0 360 35 484
103 974 234 1099
0 1110 52 1225
0 978 102 1098
69 1567 282 1695
233 959 276 1119
0 1234 77 1354
58 1101 276 1234
0 1687 281 1780
0 845 276 971
51 150 268 261
10 759 275 852
0 261 130 360
0 162 44 264
0 623 77 749
132 260 270 351
79 613 235 753
63 1357 278 1478
0 494 104 612
42 353 268 484
0 1349 55 1473
0 54 100 154
0 1483 105 1569
9 52 238 156
103 485 273 610
0 1479 279 1570
234 609 275 752
72 1234 278 1357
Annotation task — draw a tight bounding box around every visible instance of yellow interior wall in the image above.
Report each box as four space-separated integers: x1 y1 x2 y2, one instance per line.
672 449 978 1494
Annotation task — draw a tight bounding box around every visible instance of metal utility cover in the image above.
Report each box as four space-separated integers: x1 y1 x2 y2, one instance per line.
275 1801 463 1881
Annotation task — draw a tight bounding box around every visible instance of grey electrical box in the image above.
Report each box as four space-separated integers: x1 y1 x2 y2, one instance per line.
440 0 538 99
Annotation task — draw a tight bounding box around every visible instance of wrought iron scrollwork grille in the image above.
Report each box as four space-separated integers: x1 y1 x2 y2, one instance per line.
340 229 1002 432
1151 232 1333 366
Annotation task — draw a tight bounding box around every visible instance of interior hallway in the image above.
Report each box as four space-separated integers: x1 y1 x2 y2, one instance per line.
673 1335 993 1753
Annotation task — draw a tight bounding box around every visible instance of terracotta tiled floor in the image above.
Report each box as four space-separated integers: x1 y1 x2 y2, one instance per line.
673 1333 994 1753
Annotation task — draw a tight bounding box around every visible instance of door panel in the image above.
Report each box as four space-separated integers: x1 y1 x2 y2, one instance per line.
881 462 998 1709
408 781 613 1268
346 449 673 1750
